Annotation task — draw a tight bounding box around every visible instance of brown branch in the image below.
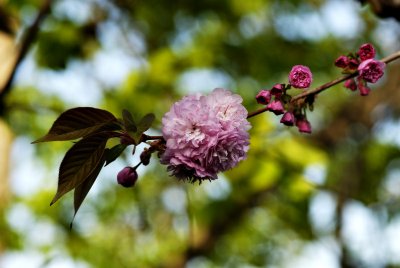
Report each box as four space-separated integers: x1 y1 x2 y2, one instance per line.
247 50 400 119
0 0 52 115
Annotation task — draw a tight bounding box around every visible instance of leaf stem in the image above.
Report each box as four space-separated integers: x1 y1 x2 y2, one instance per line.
247 50 400 119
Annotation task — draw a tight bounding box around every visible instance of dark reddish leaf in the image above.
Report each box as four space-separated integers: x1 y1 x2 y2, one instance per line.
104 144 128 166
130 113 155 143
33 107 121 143
71 157 105 228
138 113 155 133
50 133 111 205
122 109 137 132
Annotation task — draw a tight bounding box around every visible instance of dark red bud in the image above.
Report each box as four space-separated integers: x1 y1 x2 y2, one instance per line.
140 149 151 166
117 167 138 187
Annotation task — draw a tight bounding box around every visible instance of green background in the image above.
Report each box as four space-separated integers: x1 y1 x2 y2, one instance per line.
1 0 400 267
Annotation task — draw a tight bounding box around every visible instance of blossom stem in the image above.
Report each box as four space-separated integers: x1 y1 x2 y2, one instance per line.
247 50 400 119
143 135 164 141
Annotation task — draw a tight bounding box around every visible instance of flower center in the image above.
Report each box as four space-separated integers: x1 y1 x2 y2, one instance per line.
184 125 205 143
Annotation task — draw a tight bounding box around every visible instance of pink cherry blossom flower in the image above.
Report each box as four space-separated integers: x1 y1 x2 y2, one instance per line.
256 90 271 105
288 65 313 89
161 88 251 182
358 59 385 83
358 43 376 61
334 55 349 68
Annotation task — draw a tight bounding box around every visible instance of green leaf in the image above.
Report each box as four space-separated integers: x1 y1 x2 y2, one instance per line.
50 133 111 205
104 144 128 166
122 109 137 132
71 157 105 228
33 107 121 143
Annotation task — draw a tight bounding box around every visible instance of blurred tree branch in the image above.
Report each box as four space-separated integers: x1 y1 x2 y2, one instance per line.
0 0 52 116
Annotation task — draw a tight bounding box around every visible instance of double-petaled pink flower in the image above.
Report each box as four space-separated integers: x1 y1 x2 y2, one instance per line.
358 58 385 84
288 65 313 89
161 88 251 182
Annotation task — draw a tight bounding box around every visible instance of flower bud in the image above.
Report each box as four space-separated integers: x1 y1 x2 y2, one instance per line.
288 65 312 89
358 43 376 61
348 58 359 70
358 59 385 83
357 78 370 96
255 90 271 105
280 111 295 126
117 167 138 187
334 55 349 68
271 83 285 97
344 78 357 91
140 148 152 166
267 100 285 115
295 117 312 134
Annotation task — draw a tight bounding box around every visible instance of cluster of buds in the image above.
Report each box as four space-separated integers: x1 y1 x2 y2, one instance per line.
335 43 385 96
117 135 166 188
256 65 313 134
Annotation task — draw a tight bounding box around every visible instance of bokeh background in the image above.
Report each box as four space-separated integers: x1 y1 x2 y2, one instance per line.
1 0 400 267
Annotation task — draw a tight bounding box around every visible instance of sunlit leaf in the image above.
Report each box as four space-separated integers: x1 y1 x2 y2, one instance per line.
33 107 121 143
50 133 112 205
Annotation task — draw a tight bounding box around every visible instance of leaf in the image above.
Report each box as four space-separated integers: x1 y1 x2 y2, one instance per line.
33 107 121 143
50 133 111 205
137 113 155 133
104 144 128 166
71 157 105 228
122 109 137 132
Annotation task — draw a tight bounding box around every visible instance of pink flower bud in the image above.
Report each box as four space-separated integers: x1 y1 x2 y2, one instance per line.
334 55 349 68
271 83 285 97
288 65 312 89
348 58 359 70
255 90 271 105
117 167 138 187
358 43 376 61
344 78 357 91
296 117 312 134
280 112 295 126
267 100 285 115
357 77 370 96
358 59 385 83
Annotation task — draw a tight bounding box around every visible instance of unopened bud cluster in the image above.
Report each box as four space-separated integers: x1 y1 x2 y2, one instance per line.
116 135 166 187
255 65 313 134
335 43 385 96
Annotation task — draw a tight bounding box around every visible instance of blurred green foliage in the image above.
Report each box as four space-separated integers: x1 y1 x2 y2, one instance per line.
1 0 400 267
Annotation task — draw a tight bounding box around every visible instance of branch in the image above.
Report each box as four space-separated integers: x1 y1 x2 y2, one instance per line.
247 50 400 119
0 0 52 115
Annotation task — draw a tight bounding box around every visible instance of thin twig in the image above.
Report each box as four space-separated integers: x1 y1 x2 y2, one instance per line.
247 50 400 119
143 135 164 141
